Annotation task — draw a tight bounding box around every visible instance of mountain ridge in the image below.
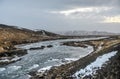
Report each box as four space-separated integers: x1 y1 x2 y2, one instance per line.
0 24 60 53
56 30 120 36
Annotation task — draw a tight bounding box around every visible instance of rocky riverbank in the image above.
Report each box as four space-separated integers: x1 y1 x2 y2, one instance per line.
0 24 62 66
0 49 27 66
0 24 120 79
0 24 107 66
30 36 120 79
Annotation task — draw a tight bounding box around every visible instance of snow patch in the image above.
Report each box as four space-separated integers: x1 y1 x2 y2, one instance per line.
64 58 79 61
62 58 79 63
41 30 46 35
96 42 104 52
73 51 117 79
11 56 21 61
27 74 32 78
37 66 52 73
0 56 21 63
0 59 9 62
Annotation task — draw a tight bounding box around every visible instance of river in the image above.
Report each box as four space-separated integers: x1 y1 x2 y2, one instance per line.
0 37 106 79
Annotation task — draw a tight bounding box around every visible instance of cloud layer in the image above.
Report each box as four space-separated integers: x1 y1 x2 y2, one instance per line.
0 0 120 33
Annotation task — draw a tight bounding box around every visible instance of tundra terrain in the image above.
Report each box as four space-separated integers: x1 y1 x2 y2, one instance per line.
0 24 119 79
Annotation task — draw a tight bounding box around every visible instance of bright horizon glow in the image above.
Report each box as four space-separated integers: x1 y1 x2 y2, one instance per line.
103 16 120 23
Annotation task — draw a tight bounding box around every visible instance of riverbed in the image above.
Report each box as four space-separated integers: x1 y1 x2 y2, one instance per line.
0 37 106 79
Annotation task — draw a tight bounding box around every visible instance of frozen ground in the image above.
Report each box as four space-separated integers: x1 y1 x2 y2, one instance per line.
73 51 117 79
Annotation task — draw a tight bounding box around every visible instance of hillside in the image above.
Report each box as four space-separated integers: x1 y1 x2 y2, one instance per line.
0 24 60 53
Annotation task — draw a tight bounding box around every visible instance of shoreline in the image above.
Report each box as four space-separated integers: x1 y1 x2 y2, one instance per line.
30 37 120 79
0 36 105 66
0 36 120 79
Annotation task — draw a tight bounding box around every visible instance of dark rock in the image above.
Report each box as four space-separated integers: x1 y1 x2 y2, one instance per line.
0 56 21 66
41 46 45 49
0 49 27 57
29 70 37 76
29 46 45 50
63 41 88 48
47 45 53 48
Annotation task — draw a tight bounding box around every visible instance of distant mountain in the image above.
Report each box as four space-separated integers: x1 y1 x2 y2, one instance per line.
56 30 120 36
35 30 60 37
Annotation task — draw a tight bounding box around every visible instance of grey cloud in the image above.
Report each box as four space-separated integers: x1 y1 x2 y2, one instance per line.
1 0 119 10
0 0 119 33
44 0 119 9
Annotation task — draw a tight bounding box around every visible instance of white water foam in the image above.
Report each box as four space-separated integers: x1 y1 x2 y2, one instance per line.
7 66 22 71
0 68 6 72
28 64 39 70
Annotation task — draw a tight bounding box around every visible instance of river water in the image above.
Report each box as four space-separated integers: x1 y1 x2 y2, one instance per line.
0 37 106 79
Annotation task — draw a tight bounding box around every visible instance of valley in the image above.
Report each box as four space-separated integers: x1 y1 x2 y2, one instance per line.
0 24 119 79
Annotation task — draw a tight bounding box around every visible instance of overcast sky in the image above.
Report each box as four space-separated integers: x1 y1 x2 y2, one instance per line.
0 0 120 33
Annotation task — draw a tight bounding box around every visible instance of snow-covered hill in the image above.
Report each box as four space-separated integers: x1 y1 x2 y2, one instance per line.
56 31 119 36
